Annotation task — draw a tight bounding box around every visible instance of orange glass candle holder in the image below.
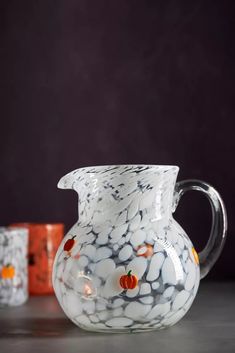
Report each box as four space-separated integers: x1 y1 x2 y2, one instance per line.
11 223 64 295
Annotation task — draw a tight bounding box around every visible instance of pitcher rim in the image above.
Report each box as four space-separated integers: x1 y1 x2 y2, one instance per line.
58 165 179 189
65 164 179 171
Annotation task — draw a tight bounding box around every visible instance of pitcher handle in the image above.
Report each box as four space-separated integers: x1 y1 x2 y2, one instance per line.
173 179 227 279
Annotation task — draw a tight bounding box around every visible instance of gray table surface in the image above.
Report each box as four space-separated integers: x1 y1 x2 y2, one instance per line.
0 281 235 353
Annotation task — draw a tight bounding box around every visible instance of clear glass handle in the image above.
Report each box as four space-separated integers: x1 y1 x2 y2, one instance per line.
173 179 227 279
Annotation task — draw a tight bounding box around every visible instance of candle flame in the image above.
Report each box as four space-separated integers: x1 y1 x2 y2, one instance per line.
84 283 92 296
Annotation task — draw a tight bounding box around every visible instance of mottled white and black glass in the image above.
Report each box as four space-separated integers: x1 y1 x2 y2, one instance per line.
53 165 227 333
0 227 28 306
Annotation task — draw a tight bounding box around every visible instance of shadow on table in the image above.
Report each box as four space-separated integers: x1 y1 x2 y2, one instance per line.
0 317 96 338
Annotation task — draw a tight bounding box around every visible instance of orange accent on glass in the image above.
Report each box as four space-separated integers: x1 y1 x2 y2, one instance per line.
192 247 199 265
137 244 154 257
73 252 80 260
1 264 15 279
63 236 76 252
119 270 138 290
10 223 64 295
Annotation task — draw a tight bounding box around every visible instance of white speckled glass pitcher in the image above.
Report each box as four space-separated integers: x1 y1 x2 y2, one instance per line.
52 165 227 333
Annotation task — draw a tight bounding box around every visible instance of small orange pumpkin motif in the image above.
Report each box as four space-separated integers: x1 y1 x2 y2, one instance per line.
63 235 76 253
1 264 15 279
120 270 138 290
192 247 199 265
137 244 153 258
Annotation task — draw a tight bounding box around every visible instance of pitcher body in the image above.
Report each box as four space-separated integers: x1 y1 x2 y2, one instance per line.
53 165 227 333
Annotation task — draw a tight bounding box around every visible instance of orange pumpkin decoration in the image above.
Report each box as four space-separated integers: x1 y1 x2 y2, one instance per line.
137 244 153 258
1 264 15 279
192 247 199 265
64 236 76 252
120 270 138 290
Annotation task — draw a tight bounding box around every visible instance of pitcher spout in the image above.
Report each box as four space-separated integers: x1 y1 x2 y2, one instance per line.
57 169 80 190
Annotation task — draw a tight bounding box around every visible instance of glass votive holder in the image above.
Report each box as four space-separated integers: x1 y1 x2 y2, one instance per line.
11 223 64 295
0 227 28 306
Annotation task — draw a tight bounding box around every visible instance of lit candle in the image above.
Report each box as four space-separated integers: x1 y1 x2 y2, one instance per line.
84 283 92 297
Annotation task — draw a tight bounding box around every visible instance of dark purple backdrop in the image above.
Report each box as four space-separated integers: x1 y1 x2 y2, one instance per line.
1 1 234 279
